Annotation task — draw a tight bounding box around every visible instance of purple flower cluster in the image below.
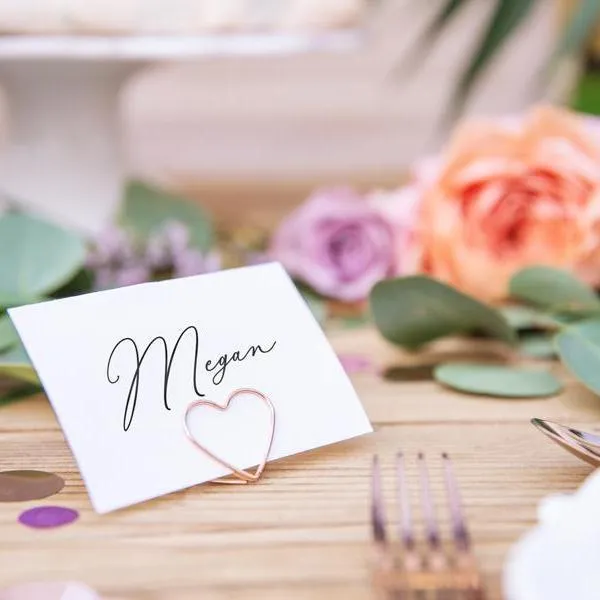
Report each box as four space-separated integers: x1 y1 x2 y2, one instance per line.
87 221 220 290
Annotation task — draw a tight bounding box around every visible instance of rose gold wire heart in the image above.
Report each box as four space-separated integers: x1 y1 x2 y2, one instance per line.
184 388 275 485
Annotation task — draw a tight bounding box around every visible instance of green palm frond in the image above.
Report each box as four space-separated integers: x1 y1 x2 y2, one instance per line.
544 0 600 78
400 0 473 69
409 0 600 121
390 0 474 79
447 0 538 121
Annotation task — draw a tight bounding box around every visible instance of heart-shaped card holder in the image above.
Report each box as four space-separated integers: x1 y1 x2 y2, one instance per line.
183 388 275 485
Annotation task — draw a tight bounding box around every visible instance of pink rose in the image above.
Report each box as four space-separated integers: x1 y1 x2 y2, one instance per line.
367 186 422 276
270 187 397 301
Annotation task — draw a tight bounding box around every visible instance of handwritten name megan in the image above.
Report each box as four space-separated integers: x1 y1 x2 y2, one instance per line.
106 325 276 431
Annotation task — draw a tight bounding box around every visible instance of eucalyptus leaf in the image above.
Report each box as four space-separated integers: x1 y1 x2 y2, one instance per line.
499 304 560 331
337 314 370 330
0 213 86 300
0 315 20 353
370 276 515 350
0 292 43 310
300 290 327 325
549 311 590 326
518 332 557 359
556 319 600 395
434 363 562 398
121 180 213 251
0 383 42 407
381 363 436 382
509 266 600 314
51 268 94 299
0 343 39 384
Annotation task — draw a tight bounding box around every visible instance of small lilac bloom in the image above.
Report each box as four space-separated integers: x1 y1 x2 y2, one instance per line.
145 221 191 270
88 221 221 289
161 221 191 253
173 249 221 278
86 226 137 270
88 226 153 290
113 264 152 287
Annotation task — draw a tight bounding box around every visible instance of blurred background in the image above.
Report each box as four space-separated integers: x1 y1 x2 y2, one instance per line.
1 0 599 230
125 0 556 227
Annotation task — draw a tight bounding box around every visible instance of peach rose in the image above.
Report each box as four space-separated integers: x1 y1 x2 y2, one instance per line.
412 106 600 301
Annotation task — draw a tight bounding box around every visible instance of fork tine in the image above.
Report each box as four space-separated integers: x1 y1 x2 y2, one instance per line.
371 453 485 599
443 453 486 599
396 452 415 550
371 455 387 546
442 453 470 553
417 452 441 550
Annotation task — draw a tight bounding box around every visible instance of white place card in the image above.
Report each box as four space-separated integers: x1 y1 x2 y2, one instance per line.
9 263 372 513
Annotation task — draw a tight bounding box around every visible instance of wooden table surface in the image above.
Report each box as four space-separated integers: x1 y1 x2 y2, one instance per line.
0 326 597 600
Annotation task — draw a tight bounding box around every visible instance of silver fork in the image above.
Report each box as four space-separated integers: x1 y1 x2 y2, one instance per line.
370 452 485 599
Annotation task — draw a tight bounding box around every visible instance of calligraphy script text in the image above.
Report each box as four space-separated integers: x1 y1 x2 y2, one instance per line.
106 325 276 431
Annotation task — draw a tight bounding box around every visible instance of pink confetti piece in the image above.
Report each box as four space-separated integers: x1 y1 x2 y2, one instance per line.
338 353 373 374
18 506 79 529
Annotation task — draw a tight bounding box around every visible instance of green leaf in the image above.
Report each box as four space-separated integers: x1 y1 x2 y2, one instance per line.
544 0 600 81
572 72 600 116
0 315 20 353
0 213 86 300
51 268 94 299
336 314 370 330
0 383 42 408
381 363 437 382
121 180 213 251
448 0 538 120
0 292 43 310
0 343 39 384
499 304 561 331
509 266 600 314
556 319 600 395
518 332 557 359
370 276 516 350
434 362 562 398
300 290 327 325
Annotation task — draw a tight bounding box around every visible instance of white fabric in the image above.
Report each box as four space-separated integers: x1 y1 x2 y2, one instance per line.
504 468 600 600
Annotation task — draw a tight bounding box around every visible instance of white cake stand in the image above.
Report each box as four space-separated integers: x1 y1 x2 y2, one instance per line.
0 32 359 234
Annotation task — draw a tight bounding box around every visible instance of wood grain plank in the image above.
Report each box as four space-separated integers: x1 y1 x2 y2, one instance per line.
0 327 596 600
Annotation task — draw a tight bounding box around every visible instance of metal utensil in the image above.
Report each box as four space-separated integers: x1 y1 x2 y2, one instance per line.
371 452 485 598
531 418 600 466
556 424 600 450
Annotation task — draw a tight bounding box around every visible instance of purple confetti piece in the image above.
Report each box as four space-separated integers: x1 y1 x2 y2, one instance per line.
338 353 373 374
18 506 79 529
